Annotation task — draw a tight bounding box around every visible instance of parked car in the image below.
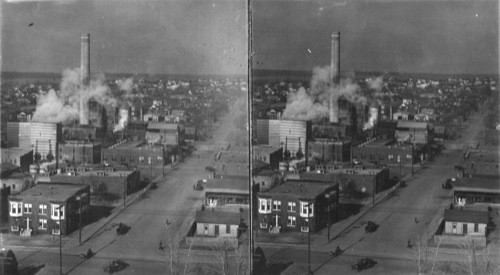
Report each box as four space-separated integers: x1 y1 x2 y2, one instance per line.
365 221 379 233
351 257 377 272
116 223 131 235
103 259 129 273
442 178 453 189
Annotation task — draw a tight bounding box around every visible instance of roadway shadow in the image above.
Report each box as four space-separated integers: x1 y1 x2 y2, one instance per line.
19 264 45 275
265 261 294 274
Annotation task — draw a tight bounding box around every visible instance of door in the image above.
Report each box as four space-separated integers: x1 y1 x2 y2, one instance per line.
215 225 219 236
463 224 467 234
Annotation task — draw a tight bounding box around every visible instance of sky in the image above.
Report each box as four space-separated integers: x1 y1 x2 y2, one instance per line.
252 0 499 75
1 0 248 75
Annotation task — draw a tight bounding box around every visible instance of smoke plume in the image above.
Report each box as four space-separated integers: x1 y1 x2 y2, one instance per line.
32 68 118 123
363 106 379 130
117 77 135 99
367 76 384 91
113 108 129 132
282 66 366 121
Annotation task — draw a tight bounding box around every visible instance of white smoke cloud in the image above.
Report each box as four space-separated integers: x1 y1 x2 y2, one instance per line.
282 66 366 122
367 76 384 92
32 68 118 123
281 87 329 120
363 106 379 130
117 77 134 100
113 108 129 132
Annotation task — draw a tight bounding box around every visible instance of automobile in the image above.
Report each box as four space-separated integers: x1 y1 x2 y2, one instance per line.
442 178 453 189
103 259 129 273
351 257 377 272
116 223 131 235
365 221 379 233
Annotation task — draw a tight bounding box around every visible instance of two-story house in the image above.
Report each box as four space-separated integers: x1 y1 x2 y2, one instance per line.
8 183 90 236
257 180 339 233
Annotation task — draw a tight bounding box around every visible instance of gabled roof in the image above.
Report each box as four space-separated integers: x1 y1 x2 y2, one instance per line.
444 209 489 224
195 210 242 225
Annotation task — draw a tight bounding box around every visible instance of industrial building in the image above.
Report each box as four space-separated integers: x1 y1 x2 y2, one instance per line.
101 140 170 179
145 122 184 146
351 138 422 166
204 176 250 209
0 148 33 172
58 141 102 166
308 140 351 163
299 167 390 200
395 121 434 145
47 167 141 201
463 150 500 177
256 119 311 156
8 183 90 236
252 145 283 170
257 180 339 233
6 122 62 163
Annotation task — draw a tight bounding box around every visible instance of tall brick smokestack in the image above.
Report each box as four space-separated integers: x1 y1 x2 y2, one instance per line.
329 31 340 123
80 33 90 125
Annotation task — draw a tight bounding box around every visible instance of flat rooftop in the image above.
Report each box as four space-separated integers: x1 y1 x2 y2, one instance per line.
261 180 336 200
205 176 249 194
356 138 411 149
454 176 500 193
10 183 86 202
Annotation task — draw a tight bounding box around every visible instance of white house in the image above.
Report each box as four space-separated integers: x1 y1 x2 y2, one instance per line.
443 209 489 236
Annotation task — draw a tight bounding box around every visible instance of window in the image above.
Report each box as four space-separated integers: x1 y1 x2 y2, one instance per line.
273 200 281 211
120 156 126 162
287 202 296 212
103 155 107 161
379 154 384 160
287 216 296 227
139 156 145 163
10 202 22 217
24 203 32 214
38 219 47 229
111 155 117 161
51 205 65 220
130 156 135 162
388 155 394 160
259 198 271 213
226 225 231 234
39 204 47 215
474 223 479 232
407 154 412 159
300 202 314 217
158 156 163 160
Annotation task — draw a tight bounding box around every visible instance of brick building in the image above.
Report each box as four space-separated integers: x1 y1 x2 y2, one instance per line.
8 183 90 236
351 138 423 166
308 140 351 163
252 145 283 170
257 180 339 233
47 168 141 201
0 148 33 172
145 122 184 146
58 141 102 166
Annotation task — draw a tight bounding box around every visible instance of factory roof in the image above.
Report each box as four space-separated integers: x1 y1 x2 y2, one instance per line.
444 209 489 224
107 140 146 149
260 180 336 200
453 176 500 194
147 122 179 130
10 183 87 202
396 121 430 130
204 176 249 194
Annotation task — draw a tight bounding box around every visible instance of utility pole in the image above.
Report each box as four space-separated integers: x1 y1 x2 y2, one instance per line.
58 205 63 275
77 197 82 245
308 202 311 274
123 179 126 207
